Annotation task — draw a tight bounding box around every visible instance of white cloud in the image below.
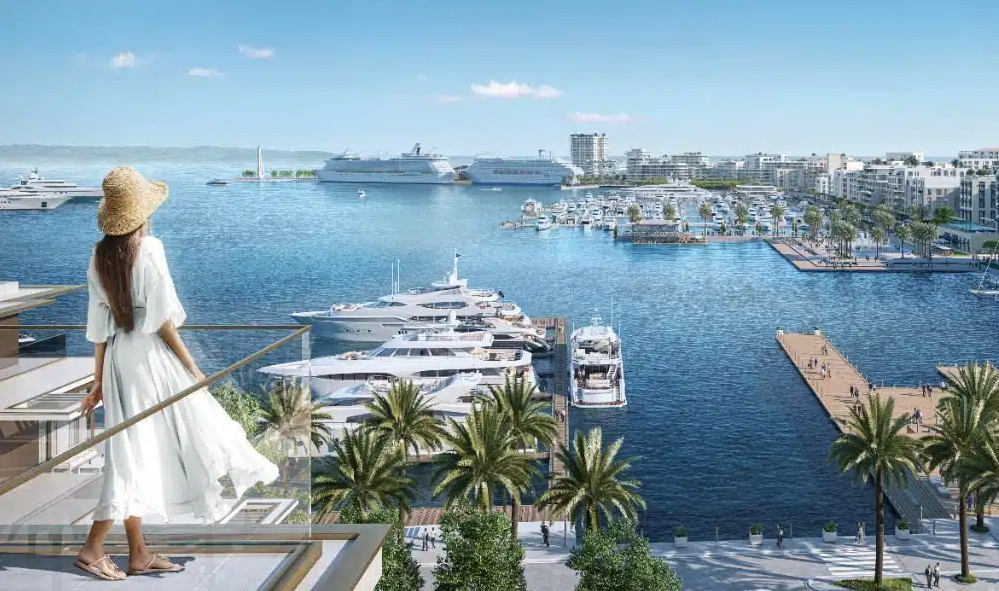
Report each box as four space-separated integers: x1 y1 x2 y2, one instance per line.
238 44 274 59
111 51 136 68
570 111 631 123
188 67 223 77
432 94 463 104
470 80 564 99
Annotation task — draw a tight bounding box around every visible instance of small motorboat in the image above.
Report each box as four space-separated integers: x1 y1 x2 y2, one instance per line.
358 189 366 199
18 334 36 345
206 179 228 186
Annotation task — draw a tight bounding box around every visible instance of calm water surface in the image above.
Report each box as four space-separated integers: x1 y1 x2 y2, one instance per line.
3 163 997 540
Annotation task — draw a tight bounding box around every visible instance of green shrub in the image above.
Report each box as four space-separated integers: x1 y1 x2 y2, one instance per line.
896 518 908 530
824 520 837 533
834 578 912 590
674 525 686 538
749 523 763 535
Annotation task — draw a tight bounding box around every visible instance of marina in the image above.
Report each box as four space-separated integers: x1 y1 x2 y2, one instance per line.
3 171 997 541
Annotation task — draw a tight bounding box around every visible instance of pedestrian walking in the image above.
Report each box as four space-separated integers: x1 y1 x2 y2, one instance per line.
775 524 783 548
431 528 436 549
423 530 429 551
541 521 550 547
933 563 940 587
924 564 932 588
859 522 865 545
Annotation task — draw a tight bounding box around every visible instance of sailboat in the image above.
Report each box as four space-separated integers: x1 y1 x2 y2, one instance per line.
971 242 999 298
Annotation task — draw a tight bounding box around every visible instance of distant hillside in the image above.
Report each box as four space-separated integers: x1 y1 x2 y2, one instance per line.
0 144 332 166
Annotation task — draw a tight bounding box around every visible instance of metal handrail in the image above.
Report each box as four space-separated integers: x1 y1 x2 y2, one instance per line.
7 324 306 330
0 325 310 497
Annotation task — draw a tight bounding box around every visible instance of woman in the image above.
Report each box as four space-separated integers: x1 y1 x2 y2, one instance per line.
74 167 279 580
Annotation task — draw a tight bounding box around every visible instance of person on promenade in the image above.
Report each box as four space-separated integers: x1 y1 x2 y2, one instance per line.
541 521 550 547
775 524 783 548
75 168 279 581
423 530 430 551
431 528 436 549
924 564 932 588
933 563 940 587
858 522 865 545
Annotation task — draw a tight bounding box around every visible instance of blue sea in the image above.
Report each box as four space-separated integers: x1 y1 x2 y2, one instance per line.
3 155 997 541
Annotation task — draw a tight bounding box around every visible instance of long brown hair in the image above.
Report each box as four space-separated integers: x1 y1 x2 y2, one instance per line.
94 225 146 333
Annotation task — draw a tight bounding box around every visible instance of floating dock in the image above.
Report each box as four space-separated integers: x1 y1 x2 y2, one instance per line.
777 330 952 528
768 239 981 273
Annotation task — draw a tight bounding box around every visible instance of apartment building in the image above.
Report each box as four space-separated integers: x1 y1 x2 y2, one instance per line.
624 149 708 181
958 148 999 170
570 133 608 176
959 172 999 226
743 153 788 184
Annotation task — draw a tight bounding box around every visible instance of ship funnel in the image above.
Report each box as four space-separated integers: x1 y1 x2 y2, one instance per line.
414 143 422 155
538 149 544 160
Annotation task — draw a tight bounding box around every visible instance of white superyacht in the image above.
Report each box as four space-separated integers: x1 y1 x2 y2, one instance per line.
568 312 626 408
291 253 530 342
0 169 103 200
260 326 535 398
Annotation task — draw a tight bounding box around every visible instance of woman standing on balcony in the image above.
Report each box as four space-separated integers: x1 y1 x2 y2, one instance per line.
74 167 279 581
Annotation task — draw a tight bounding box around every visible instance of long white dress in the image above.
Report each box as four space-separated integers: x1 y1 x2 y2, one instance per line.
86 236 278 523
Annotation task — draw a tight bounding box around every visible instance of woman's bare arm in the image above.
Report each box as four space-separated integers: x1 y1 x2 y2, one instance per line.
158 320 206 382
80 342 106 413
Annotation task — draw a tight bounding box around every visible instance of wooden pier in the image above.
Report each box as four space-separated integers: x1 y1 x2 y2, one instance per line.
769 239 982 273
776 331 952 527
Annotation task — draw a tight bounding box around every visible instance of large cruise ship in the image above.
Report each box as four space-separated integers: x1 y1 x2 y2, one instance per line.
317 143 455 184
464 150 583 186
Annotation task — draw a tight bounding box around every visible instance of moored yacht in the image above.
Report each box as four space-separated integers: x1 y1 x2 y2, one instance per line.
291 253 530 342
569 312 626 408
535 215 553 231
0 169 103 200
260 327 535 398
0 195 73 210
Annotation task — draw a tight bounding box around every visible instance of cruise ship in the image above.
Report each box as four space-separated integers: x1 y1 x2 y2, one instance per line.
316 143 455 184
464 150 583 186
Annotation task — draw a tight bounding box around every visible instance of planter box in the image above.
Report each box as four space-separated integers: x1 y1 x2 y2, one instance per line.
813 329 822 336
674 536 687 548
822 530 837 543
895 527 910 540
749 533 763 546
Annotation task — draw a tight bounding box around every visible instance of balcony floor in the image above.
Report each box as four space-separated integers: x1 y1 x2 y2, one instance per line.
0 551 289 591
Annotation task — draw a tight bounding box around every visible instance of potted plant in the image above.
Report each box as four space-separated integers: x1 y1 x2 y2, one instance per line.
895 519 910 540
749 523 763 546
813 326 821 336
822 520 837 543
776 325 784 337
674 525 688 548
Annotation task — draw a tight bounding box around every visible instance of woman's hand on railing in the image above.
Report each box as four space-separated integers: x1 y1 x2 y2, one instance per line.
81 382 103 414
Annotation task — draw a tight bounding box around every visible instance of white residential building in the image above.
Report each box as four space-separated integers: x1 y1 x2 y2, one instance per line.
711 159 744 179
814 173 830 195
744 152 788 184
670 152 710 167
958 173 999 226
958 148 999 170
570 133 608 176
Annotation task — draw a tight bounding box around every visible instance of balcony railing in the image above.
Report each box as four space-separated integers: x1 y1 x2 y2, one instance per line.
0 323 389 590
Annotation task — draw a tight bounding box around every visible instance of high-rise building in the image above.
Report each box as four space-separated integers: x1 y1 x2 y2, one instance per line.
570 133 608 176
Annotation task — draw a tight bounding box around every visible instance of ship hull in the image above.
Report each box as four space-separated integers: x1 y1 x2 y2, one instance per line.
316 171 455 184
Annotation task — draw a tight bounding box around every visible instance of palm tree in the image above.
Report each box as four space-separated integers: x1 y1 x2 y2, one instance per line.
483 377 557 537
433 407 536 518
803 205 823 240
697 201 712 238
924 395 989 582
627 204 642 224
312 428 414 521
870 226 886 259
911 221 937 259
537 427 645 533
662 203 677 222
842 204 861 227
829 394 922 587
962 429 999 534
933 206 957 226
895 223 911 259
363 380 445 466
259 380 334 480
945 362 999 532
734 203 749 235
769 203 787 238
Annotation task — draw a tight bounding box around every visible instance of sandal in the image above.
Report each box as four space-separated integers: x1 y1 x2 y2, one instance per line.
127 553 183 576
74 554 126 581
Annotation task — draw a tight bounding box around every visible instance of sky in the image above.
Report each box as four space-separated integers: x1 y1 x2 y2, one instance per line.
2 0 998 156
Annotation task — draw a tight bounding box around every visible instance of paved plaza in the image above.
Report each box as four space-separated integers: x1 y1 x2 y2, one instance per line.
416 518 999 590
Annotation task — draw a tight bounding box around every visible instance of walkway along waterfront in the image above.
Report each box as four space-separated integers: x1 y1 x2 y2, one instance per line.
776 330 952 530
769 238 982 273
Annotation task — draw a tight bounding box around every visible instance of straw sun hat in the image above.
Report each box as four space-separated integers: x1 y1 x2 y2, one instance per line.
97 167 169 236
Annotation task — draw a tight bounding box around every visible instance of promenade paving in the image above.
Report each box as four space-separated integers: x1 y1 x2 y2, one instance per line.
768 239 980 273
417 518 999 590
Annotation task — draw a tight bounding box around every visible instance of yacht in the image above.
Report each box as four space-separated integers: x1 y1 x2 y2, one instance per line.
290 253 530 342
464 150 583 186
206 179 229 186
521 198 542 216
0 195 73 210
568 312 626 408
535 215 553 231
358 189 366 199
317 143 455 184
0 169 103 200
259 327 535 398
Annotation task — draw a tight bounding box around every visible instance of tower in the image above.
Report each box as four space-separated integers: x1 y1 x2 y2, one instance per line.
256 146 264 179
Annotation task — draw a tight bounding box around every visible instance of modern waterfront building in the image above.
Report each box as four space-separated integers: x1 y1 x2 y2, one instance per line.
464 150 583 185
710 159 744 179
317 143 455 184
958 148 999 171
959 172 999 226
829 158 964 213
625 149 709 181
570 133 608 176
743 153 788 184
0 280 389 590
